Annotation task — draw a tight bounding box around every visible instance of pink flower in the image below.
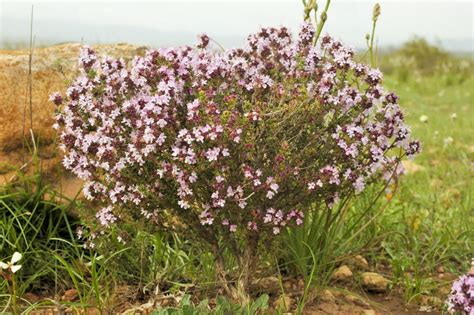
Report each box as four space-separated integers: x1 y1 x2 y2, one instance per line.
96 206 117 227
266 190 275 199
205 147 220 162
446 260 474 314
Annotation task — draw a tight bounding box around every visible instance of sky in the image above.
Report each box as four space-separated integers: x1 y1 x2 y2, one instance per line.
1 0 473 52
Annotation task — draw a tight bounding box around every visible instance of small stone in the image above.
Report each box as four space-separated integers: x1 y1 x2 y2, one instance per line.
436 266 445 273
61 288 79 302
344 294 369 307
331 265 353 282
273 294 292 312
361 272 390 293
320 289 335 303
362 310 376 315
351 255 369 270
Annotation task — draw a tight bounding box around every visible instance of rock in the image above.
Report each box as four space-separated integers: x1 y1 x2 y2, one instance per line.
273 294 292 312
0 44 140 195
320 289 336 303
61 288 79 302
331 265 353 282
344 294 369 307
350 255 369 270
436 266 445 273
361 272 390 293
362 310 376 315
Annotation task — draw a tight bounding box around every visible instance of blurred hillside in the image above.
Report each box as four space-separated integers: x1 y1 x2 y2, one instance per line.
380 38 474 84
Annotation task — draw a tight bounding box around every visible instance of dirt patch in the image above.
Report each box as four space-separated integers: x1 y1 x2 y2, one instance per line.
22 292 436 315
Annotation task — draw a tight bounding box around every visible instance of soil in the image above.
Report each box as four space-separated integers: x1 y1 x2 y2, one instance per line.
20 277 446 315
304 296 429 315
22 293 437 315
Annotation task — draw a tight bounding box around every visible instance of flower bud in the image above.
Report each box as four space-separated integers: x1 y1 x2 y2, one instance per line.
373 3 381 21
197 34 210 49
320 11 327 22
49 92 63 106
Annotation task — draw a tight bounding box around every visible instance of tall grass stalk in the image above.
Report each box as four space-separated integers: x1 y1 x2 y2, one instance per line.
369 3 380 67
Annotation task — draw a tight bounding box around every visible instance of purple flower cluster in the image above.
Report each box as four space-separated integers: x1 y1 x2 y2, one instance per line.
446 261 474 314
52 23 419 240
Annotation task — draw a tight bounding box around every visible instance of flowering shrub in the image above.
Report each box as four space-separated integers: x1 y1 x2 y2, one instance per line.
446 260 474 314
52 22 419 298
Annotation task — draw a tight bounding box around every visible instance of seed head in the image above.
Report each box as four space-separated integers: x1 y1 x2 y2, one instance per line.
373 3 381 21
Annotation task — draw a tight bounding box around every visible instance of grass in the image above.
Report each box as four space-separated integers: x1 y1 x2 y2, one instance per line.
0 166 78 310
376 72 473 303
0 39 472 313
